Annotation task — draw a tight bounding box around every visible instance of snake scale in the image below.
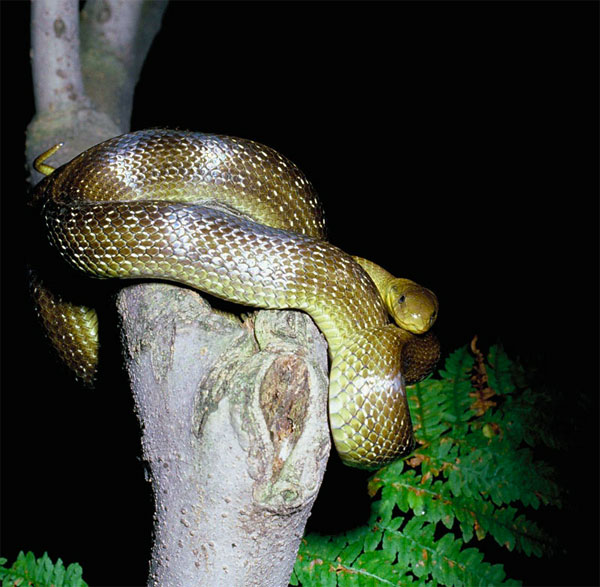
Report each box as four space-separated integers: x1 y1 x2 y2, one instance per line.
31 129 440 469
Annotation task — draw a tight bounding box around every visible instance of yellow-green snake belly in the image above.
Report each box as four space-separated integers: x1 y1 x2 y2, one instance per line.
32 129 440 469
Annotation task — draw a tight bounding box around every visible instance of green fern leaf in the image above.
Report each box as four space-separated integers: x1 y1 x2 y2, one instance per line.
0 551 87 587
295 342 562 586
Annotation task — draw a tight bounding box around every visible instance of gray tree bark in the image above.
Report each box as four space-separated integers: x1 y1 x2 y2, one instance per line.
26 1 331 584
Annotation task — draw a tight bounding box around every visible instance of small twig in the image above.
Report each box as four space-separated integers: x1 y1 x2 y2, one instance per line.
469 335 497 416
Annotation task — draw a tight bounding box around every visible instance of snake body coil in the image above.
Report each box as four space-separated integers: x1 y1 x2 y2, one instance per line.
32 129 439 469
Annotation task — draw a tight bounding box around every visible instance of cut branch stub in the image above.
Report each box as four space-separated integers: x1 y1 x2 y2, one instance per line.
116 283 330 586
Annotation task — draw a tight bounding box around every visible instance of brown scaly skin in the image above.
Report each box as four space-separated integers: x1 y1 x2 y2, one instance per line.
32 129 440 469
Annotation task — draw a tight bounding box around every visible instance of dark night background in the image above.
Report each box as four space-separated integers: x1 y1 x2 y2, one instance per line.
1 1 598 585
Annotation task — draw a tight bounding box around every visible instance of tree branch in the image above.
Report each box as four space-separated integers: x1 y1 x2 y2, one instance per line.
80 0 168 129
30 0 88 113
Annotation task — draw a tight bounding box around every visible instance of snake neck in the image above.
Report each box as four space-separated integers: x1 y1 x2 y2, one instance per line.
353 257 396 300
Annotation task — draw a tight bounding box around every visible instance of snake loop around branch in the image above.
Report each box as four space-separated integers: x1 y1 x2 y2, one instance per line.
31 129 439 469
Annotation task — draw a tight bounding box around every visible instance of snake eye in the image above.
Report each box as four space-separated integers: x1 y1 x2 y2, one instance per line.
398 295 406 304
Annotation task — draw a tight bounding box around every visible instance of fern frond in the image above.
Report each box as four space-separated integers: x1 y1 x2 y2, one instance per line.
0 551 87 587
294 341 562 586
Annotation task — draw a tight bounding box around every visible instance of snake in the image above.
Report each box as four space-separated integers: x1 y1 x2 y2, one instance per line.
30 129 440 470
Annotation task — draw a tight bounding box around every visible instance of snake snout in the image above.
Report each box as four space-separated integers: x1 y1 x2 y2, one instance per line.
388 280 438 335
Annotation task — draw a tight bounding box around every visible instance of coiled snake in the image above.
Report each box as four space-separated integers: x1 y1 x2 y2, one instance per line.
31 129 439 469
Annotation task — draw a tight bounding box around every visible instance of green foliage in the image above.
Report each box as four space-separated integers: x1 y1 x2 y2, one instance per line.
0 551 87 587
292 343 561 586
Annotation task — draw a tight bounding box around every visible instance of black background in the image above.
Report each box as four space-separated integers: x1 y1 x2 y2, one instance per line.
1 1 598 585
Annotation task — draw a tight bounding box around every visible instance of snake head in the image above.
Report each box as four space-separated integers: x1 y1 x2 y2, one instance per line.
386 278 438 334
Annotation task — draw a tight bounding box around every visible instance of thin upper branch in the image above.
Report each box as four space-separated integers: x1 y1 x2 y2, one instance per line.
79 0 168 128
30 0 89 113
26 0 167 182
82 0 143 69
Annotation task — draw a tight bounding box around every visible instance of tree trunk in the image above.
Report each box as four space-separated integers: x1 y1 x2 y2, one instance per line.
26 1 331 583
117 284 329 585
